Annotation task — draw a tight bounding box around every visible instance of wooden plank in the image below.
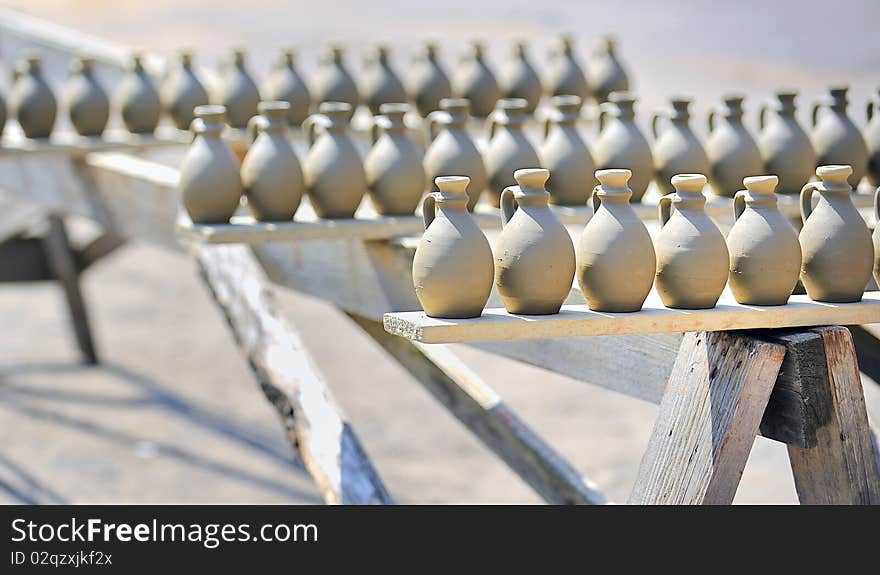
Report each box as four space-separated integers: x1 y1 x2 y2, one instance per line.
194 243 392 505
0 129 191 158
628 331 785 505
348 313 607 505
786 326 880 504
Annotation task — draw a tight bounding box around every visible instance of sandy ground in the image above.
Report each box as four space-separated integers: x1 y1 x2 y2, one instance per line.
1 0 879 504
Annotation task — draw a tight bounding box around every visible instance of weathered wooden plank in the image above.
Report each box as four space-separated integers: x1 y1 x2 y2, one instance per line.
194 243 392 505
628 331 785 505
348 313 607 505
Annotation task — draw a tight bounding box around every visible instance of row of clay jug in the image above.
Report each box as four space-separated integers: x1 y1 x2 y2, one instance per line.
413 164 877 319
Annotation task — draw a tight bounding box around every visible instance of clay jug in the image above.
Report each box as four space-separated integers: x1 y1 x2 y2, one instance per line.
423 98 487 211
361 45 407 116
588 38 629 104
408 42 452 117
161 50 209 130
453 42 500 118
302 102 365 218
240 101 304 221
365 103 425 215
413 176 494 318
65 56 109 136
595 92 653 202
118 54 160 134
212 49 260 129
866 88 880 187
706 95 764 197
500 41 542 114
10 55 57 139
485 98 540 207
261 50 310 127
873 185 880 287
545 35 589 106
539 95 594 205
757 91 816 195
652 98 710 196
494 169 575 314
727 175 801 305
799 165 872 302
811 87 868 189
313 46 359 120
179 105 243 223
655 174 729 309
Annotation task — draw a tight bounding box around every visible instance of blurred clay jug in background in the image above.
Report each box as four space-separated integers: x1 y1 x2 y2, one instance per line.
655 173 728 309
412 176 494 318
577 169 655 312
179 105 243 223
423 98 487 211
799 165 872 302
494 168 575 315
706 95 763 197
10 55 57 139
545 35 589 107
453 41 500 118
65 56 109 136
302 102 365 218
594 91 653 202
652 98 710 196
873 185 880 286
484 98 540 207
261 50 310 127
588 37 629 104
365 103 425 215
866 88 880 187
500 41 542 114
408 42 452 118
240 101 304 221
361 45 407 116
726 175 801 305
757 91 816 195
811 87 868 189
313 46 359 119
118 54 161 134
539 95 593 205
212 49 260 129
161 50 209 130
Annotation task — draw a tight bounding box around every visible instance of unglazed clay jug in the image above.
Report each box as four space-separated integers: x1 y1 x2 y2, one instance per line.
727 175 801 305
799 165 872 302
65 56 109 136
495 168 575 314
811 87 868 188
212 49 260 129
413 176 494 318
313 46 359 119
500 41 542 114
118 54 160 134
161 50 209 130
577 169 655 312
485 98 540 207
545 35 589 107
588 37 629 104
179 105 243 224
655 174 729 309
302 102 365 218
361 45 407 116
866 89 880 187
539 95 593 205
706 95 763 198
240 101 304 221
424 98 487 210
365 103 425 215
758 91 816 195
261 50 310 126
652 98 710 196
408 42 452 117
10 55 57 139
453 42 500 118
595 92 653 202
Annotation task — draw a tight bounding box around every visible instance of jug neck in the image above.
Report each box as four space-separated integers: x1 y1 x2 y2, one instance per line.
671 190 706 210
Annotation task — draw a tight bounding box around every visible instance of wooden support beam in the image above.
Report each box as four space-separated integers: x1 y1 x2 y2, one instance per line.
628 331 785 505
194 243 392 505
348 313 607 505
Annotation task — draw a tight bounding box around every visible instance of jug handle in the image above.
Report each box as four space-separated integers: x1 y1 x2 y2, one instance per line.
487 109 501 141
597 102 613 134
500 186 518 227
758 104 767 131
370 115 389 146
542 115 553 141
868 101 875 123
811 102 823 128
659 193 675 227
733 190 747 221
302 113 327 147
422 194 437 230
650 112 664 140
425 110 445 144
707 110 716 133
874 185 880 225
800 181 819 222
591 185 601 214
